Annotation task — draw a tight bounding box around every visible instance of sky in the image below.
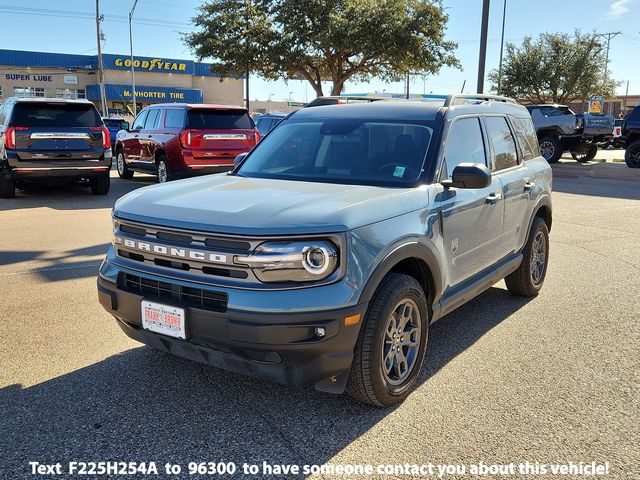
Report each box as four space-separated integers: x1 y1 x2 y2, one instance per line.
0 0 638 103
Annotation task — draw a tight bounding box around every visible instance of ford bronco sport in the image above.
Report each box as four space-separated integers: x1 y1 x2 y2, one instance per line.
98 94 552 407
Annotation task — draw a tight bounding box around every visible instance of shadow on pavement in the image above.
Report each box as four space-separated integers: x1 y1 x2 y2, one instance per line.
2 287 531 478
552 176 640 201
0 175 156 212
0 244 111 281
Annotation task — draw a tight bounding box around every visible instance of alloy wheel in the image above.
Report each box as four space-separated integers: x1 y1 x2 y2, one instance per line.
530 231 547 286
540 141 555 161
117 153 125 175
157 161 168 183
381 298 422 386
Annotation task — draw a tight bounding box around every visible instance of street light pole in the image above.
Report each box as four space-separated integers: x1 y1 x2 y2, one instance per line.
497 0 507 95
129 0 140 117
268 93 273 113
477 0 490 94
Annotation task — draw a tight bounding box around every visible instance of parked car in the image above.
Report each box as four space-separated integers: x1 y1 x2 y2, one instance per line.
601 119 624 149
621 105 640 168
98 94 552 407
526 104 614 163
254 112 287 137
0 97 111 198
102 117 127 148
114 104 259 183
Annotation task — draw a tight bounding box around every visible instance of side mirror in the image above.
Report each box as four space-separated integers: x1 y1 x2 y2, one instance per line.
120 121 130 131
441 163 491 189
234 153 248 168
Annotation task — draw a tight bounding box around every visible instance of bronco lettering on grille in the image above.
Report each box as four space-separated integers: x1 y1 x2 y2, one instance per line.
115 236 228 264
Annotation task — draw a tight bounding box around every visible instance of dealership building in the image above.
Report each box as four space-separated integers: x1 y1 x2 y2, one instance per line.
0 49 243 116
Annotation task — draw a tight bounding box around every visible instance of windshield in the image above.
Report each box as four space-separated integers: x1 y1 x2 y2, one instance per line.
237 119 434 186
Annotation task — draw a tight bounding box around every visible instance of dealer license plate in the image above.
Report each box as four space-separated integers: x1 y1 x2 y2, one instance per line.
141 300 186 339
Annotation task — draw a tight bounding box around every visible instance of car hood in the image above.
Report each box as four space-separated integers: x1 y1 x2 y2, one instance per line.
114 174 429 235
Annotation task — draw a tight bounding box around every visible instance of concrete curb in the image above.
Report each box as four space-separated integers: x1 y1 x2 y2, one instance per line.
551 161 640 181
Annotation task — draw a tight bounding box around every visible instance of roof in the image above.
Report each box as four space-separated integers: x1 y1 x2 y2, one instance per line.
289 95 528 121
145 103 246 110
4 96 94 105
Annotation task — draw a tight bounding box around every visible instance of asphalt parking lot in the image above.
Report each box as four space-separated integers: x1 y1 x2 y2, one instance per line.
1 172 639 479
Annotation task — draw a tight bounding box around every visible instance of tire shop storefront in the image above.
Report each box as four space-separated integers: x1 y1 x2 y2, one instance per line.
0 49 243 116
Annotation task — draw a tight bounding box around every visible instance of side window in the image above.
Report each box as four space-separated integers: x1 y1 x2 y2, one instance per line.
442 117 486 179
164 109 185 128
511 117 539 161
144 109 160 130
0 104 6 126
132 110 148 130
485 116 518 171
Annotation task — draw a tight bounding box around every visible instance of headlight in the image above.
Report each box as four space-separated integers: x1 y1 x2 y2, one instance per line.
235 241 338 283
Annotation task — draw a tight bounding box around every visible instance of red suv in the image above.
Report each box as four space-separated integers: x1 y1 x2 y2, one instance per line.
114 104 259 183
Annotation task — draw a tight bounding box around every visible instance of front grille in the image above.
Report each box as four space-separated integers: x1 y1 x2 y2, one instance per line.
119 273 228 312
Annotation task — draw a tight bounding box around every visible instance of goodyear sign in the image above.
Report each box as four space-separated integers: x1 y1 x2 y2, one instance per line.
103 54 193 74
86 84 203 104
588 95 604 115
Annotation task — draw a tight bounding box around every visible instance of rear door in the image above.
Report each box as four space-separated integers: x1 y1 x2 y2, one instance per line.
10 101 105 161
186 108 258 162
139 108 162 168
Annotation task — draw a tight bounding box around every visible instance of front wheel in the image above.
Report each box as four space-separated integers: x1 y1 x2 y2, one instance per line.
625 140 640 168
116 151 134 179
571 145 597 163
539 135 563 163
156 157 172 183
505 217 549 297
346 273 428 407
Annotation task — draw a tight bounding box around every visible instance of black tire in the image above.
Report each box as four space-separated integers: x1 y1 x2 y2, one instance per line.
346 273 429 407
90 174 110 195
156 155 172 183
116 150 134 179
505 217 549 297
625 140 640 168
0 175 15 198
539 135 563 163
570 144 597 163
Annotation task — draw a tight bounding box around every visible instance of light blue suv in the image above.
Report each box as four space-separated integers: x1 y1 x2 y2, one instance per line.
98 94 552 407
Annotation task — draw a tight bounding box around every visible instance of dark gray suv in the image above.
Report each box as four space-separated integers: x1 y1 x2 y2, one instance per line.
98 94 552 407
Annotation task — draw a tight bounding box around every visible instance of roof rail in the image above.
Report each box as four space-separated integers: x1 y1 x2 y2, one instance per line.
444 94 517 107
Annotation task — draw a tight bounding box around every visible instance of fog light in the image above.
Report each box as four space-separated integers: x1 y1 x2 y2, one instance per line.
315 327 326 337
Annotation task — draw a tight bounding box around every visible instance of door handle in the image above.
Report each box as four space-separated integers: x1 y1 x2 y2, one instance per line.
524 181 536 191
485 192 502 203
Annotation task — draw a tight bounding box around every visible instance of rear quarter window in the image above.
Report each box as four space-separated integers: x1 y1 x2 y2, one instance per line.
187 109 254 130
164 109 185 128
10 102 102 127
511 117 539 161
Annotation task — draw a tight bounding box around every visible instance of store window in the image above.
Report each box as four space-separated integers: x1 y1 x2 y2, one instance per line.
55 88 86 100
14 87 46 98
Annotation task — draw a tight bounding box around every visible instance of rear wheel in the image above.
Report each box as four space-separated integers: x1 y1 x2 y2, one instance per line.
116 151 134 179
570 144 597 162
0 175 15 198
625 140 640 168
505 217 549 297
346 273 428 407
539 135 563 163
90 174 110 195
156 156 172 183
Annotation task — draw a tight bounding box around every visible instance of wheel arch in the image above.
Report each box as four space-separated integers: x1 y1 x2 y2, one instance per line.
154 148 167 164
358 240 442 310
529 195 553 235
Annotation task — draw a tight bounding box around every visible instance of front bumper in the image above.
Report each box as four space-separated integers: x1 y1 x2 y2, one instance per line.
97 264 367 394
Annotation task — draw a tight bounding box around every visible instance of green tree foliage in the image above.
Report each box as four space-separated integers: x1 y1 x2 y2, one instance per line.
490 31 619 104
185 0 459 96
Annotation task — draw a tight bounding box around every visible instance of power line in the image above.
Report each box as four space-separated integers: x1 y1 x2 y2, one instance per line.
596 31 621 87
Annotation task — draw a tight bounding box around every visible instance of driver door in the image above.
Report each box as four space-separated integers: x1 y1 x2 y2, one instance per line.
436 116 505 288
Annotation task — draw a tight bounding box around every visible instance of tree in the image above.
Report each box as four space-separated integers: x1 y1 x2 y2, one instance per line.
489 31 620 104
185 0 459 97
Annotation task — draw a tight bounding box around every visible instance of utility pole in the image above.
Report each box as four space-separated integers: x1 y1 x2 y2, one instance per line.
406 72 410 99
596 31 621 90
477 0 490 94
497 0 507 95
95 0 108 116
129 0 140 116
